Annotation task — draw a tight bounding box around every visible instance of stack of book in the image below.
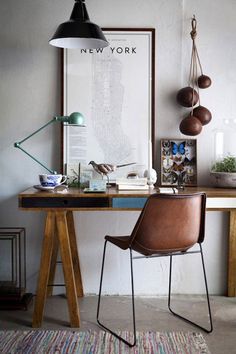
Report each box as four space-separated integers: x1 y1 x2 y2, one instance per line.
116 178 149 190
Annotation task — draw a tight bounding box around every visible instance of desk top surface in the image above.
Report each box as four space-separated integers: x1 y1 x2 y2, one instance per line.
19 186 236 198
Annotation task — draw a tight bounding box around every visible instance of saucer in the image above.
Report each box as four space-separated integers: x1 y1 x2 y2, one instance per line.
33 185 56 191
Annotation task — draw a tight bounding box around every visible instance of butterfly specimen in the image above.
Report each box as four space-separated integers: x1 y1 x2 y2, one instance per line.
171 141 185 155
162 157 174 172
162 140 172 156
162 172 178 184
172 163 184 172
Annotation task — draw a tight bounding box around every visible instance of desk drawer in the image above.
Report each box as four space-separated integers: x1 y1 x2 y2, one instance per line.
20 197 110 208
112 197 147 209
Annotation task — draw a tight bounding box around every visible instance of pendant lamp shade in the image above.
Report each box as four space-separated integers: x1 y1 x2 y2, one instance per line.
49 0 109 49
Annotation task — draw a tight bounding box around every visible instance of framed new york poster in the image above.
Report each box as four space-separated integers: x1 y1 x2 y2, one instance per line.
62 28 155 184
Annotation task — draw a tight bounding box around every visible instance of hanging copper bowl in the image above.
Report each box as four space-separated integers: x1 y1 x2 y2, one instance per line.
176 86 199 107
179 115 202 136
192 105 212 125
197 75 212 89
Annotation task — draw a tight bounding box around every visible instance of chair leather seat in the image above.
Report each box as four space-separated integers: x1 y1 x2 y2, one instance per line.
105 235 191 255
105 235 130 249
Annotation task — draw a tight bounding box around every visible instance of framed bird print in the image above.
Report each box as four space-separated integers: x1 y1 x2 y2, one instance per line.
160 139 197 186
62 28 155 184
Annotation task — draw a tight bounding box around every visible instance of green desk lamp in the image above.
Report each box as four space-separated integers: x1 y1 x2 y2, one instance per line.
14 112 85 174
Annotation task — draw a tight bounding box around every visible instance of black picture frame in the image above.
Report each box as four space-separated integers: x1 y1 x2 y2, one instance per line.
160 138 197 186
62 28 155 183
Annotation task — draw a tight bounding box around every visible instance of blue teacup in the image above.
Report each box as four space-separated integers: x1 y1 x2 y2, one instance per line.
39 174 67 187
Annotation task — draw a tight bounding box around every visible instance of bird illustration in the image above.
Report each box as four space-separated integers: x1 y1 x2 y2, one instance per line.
88 161 136 185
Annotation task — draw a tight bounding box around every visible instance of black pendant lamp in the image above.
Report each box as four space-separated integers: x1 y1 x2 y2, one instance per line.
49 0 109 49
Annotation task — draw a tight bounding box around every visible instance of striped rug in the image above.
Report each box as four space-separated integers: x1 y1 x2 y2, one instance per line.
0 330 210 354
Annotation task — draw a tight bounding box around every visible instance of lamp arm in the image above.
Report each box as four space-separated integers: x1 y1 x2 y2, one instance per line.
14 116 63 174
15 117 57 145
15 144 56 174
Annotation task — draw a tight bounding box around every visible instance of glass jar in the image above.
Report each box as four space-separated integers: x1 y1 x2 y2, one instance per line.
210 119 236 187
213 118 236 161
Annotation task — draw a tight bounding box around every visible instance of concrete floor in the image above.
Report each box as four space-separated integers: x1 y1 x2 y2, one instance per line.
0 295 236 353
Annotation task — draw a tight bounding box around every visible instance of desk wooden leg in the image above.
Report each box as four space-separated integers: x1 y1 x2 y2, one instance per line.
228 210 236 297
32 212 55 328
66 211 84 297
56 211 80 327
46 225 59 297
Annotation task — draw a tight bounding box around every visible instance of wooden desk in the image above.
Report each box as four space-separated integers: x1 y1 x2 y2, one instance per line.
18 186 236 327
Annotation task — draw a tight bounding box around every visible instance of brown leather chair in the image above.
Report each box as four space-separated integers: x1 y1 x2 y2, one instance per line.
97 192 213 347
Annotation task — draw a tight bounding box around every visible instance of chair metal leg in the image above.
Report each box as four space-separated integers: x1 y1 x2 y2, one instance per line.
97 242 136 347
168 245 213 333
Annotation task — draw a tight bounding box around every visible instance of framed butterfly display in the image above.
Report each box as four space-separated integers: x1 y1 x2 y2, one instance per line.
160 139 197 186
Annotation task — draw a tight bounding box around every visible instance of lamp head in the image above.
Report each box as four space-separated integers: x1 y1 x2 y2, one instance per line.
49 0 109 49
57 112 85 126
67 111 85 125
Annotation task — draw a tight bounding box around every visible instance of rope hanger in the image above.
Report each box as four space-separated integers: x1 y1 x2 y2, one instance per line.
176 15 212 136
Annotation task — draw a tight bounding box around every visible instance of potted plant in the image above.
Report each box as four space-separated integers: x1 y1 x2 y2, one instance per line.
210 155 236 187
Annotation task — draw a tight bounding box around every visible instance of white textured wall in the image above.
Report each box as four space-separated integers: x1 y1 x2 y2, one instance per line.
0 0 233 295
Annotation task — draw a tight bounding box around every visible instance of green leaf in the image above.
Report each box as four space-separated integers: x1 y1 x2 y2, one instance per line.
211 156 236 172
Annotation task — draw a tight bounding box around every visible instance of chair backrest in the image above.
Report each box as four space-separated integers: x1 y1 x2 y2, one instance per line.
129 193 206 256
